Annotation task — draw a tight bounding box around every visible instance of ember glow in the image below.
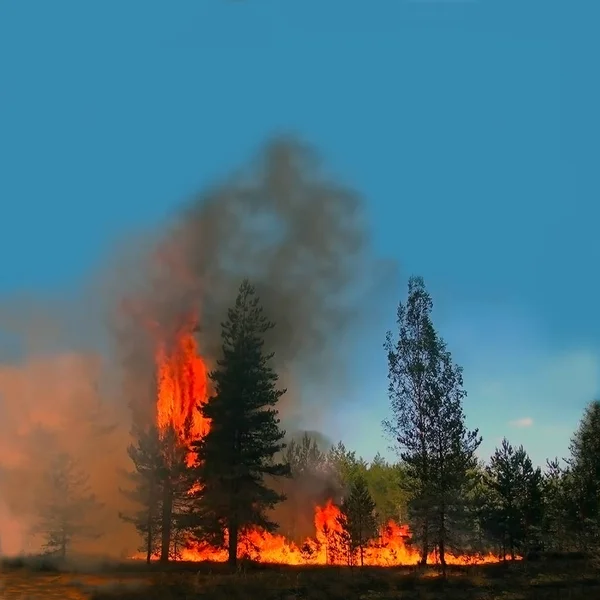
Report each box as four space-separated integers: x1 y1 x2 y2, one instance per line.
151 324 506 566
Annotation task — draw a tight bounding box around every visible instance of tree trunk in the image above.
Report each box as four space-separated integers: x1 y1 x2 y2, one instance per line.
228 521 239 568
145 526 153 564
360 544 364 567
419 520 429 565
146 477 156 564
439 538 447 577
159 480 173 563
438 506 447 574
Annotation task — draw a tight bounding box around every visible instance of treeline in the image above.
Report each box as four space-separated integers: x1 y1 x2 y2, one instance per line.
31 277 600 570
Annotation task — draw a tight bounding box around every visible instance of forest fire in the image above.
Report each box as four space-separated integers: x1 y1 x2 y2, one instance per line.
155 323 210 464
149 325 506 567
175 500 504 566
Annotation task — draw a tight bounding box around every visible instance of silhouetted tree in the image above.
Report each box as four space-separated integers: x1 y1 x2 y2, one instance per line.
120 424 190 563
120 425 163 563
338 475 378 566
384 276 480 567
428 347 481 571
541 458 570 552
384 276 439 564
484 439 543 560
32 452 102 559
191 279 290 567
565 400 600 552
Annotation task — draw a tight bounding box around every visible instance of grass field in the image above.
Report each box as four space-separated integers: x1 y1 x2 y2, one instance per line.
1 556 598 600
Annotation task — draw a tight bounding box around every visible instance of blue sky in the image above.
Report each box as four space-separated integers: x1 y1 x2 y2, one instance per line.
1 0 599 468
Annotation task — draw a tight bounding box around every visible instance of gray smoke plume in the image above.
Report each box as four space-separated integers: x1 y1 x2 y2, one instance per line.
106 135 394 429
0 135 396 557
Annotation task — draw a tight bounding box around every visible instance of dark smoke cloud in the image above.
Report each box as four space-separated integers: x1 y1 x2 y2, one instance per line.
0 135 397 556
108 135 395 428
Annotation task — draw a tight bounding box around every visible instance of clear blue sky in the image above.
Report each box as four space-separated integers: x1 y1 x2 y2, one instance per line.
1 0 598 467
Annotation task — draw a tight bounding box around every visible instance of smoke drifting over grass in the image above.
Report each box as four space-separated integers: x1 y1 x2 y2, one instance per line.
0 136 395 557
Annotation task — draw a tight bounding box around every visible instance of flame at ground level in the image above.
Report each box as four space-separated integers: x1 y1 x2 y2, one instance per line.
149 328 507 566
139 501 506 566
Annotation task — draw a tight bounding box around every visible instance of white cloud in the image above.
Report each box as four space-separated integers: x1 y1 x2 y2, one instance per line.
510 417 533 428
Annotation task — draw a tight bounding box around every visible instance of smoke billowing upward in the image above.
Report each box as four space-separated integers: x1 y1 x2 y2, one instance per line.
0 135 395 557
109 136 391 429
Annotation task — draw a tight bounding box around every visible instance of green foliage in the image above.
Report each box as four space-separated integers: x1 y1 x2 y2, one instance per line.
384 275 481 565
541 458 572 552
337 475 378 566
284 433 325 476
483 439 543 559
363 454 408 527
566 400 600 551
116 270 600 569
192 279 290 565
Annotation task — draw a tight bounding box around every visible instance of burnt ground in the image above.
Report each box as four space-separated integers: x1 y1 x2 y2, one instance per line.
1 555 598 600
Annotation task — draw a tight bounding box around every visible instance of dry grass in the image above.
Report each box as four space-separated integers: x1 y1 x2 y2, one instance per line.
1 556 598 600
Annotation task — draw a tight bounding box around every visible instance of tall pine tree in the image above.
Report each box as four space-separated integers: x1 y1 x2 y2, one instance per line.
383 276 439 564
384 276 480 566
428 346 481 569
192 279 290 567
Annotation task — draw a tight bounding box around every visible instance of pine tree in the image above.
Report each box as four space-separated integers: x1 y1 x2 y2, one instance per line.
383 276 479 566
32 452 102 559
428 347 481 570
541 458 570 552
484 439 543 560
565 400 600 552
156 426 191 563
338 475 378 566
120 424 190 563
191 279 290 567
383 276 440 564
119 425 163 563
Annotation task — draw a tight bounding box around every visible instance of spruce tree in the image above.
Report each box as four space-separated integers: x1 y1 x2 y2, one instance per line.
192 279 290 567
338 475 378 566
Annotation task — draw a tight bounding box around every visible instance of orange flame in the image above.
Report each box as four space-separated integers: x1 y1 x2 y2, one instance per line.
174 500 504 566
151 324 507 566
155 324 210 445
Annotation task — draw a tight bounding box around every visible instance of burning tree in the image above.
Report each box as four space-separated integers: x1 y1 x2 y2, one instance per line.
32 452 102 559
191 279 291 567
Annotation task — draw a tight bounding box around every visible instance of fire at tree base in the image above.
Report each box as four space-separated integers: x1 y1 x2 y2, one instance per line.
135 500 510 566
